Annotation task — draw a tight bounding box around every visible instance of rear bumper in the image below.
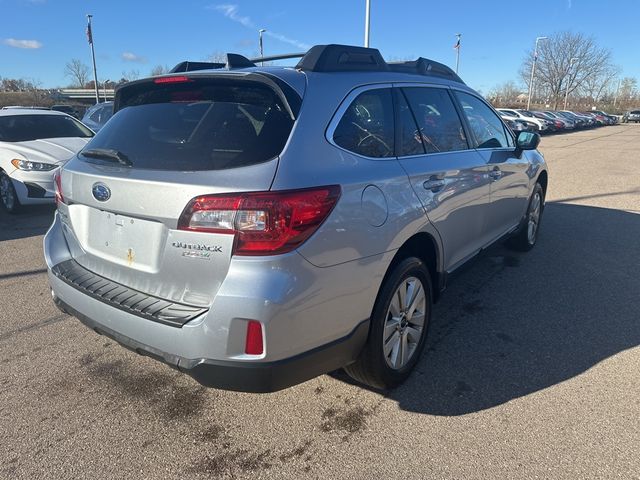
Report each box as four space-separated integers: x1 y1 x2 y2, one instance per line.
53 294 368 392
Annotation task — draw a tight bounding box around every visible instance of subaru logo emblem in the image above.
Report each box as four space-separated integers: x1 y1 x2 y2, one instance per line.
92 182 111 202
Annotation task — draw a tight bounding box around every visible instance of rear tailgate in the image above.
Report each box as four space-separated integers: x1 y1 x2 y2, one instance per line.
56 73 298 310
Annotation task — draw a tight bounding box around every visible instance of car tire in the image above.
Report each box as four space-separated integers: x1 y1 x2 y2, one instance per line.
344 257 432 390
507 182 544 252
0 171 21 214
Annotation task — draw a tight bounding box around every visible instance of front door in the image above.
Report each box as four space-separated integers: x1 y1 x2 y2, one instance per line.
395 86 491 272
454 91 531 243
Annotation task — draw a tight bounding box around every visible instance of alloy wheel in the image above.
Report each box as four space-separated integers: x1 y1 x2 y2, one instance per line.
0 175 15 211
383 276 426 370
527 191 541 245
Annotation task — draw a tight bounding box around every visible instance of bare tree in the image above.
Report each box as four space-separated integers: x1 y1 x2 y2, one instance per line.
488 81 524 107
580 65 620 106
206 51 228 63
519 32 615 109
617 77 639 110
150 65 170 76
65 59 90 87
121 69 140 82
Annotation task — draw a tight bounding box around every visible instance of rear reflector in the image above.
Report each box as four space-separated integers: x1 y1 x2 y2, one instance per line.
178 186 341 256
153 75 191 84
245 321 264 355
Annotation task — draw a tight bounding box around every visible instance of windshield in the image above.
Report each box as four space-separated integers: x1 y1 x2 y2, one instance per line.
0 114 93 142
82 78 295 171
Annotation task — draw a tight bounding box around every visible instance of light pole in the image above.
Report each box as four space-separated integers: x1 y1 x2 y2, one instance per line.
364 0 371 47
86 14 100 104
454 33 461 74
563 57 578 110
258 29 266 65
527 36 547 110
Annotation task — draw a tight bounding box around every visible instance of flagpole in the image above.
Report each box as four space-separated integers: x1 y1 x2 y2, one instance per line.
87 14 99 104
455 33 461 74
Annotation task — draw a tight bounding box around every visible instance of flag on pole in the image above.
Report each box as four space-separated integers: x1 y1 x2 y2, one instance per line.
454 37 461 49
86 20 93 45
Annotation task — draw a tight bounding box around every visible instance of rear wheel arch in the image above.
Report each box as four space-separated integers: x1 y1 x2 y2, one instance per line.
383 232 441 303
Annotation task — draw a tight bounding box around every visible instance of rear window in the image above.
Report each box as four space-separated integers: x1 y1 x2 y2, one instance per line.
82 78 295 171
332 88 395 158
0 114 93 142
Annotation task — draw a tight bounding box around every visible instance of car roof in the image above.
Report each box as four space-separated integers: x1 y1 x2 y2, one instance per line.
0 108 69 117
152 44 469 97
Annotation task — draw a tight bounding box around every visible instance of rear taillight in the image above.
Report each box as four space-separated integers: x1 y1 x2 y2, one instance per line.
178 186 341 256
53 170 64 206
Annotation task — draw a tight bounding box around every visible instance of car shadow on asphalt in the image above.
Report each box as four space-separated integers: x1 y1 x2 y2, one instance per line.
0 205 55 242
335 202 640 416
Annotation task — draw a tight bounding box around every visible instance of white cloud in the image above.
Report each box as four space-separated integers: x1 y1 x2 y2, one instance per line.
209 4 310 51
122 51 146 63
264 31 310 51
214 4 254 28
3 38 43 49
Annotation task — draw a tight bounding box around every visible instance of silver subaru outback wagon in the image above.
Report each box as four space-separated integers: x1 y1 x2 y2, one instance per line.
45 44 547 392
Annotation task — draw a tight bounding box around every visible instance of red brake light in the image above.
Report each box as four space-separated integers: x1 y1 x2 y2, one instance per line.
177 186 341 256
153 75 191 84
54 170 64 206
245 321 264 355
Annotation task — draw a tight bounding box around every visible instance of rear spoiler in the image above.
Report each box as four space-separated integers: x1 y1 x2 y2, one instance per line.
113 72 301 121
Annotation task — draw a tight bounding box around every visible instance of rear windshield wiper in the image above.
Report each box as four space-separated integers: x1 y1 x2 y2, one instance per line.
81 148 133 167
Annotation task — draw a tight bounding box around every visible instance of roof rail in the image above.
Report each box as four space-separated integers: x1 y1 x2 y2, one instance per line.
295 44 388 72
168 44 464 83
387 58 464 84
249 52 305 63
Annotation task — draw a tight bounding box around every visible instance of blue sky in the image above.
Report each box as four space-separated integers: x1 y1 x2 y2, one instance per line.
1 0 639 92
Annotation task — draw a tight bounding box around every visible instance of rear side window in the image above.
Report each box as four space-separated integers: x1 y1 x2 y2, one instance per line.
402 87 468 153
333 88 394 158
0 114 93 142
456 92 511 149
82 79 294 171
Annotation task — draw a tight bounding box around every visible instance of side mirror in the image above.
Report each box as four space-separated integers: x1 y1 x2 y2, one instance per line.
516 131 540 151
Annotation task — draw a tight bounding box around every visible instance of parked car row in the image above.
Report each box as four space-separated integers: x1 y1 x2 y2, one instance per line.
622 109 640 123
497 108 618 134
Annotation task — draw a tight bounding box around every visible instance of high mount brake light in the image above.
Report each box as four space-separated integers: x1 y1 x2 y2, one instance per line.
153 76 191 84
54 170 64 206
177 186 341 256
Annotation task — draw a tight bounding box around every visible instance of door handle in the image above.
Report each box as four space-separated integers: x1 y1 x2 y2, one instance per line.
489 168 502 180
423 176 445 192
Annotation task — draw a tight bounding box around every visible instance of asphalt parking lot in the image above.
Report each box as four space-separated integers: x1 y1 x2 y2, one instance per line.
1 125 639 479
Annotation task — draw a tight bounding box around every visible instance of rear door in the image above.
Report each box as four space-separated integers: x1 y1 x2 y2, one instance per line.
453 91 530 243
395 85 491 271
58 75 297 307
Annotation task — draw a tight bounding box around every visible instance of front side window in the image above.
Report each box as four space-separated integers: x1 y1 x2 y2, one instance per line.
333 88 394 158
456 92 511 149
402 87 468 154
